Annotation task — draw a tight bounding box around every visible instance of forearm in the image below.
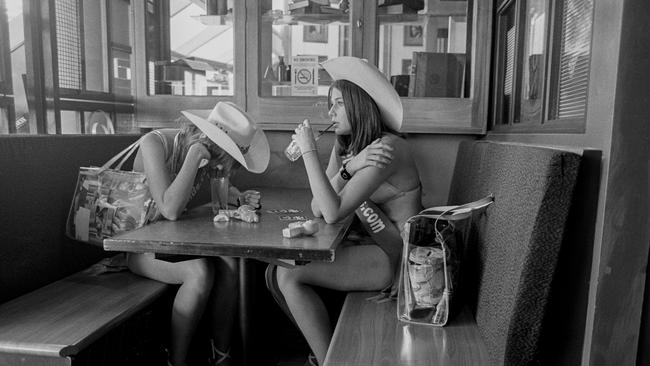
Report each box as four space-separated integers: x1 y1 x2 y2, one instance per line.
302 151 342 223
328 169 347 193
159 153 202 219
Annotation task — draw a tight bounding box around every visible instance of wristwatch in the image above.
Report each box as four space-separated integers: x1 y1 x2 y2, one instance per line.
340 162 352 180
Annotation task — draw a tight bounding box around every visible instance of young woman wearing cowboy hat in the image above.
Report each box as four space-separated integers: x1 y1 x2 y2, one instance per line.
272 57 422 365
129 101 269 366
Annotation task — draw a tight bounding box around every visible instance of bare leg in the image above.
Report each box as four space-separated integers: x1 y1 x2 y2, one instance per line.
208 256 238 364
276 245 391 365
128 253 215 366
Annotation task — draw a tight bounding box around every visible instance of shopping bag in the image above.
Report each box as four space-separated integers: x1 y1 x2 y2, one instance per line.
66 138 155 246
397 194 494 326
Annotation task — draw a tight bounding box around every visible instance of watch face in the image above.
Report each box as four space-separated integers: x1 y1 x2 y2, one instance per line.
341 168 352 180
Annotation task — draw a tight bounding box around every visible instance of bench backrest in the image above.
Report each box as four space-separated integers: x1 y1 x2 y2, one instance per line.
0 135 140 303
448 140 581 365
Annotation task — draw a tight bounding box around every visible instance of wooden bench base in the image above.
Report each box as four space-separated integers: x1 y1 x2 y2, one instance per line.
324 292 489 366
0 268 168 362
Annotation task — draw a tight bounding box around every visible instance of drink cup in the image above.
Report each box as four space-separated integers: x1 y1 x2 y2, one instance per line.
284 113 333 162
284 139 303 162
210 176 230 215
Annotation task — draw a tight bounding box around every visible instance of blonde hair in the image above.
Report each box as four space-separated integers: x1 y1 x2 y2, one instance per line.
171 117 239 180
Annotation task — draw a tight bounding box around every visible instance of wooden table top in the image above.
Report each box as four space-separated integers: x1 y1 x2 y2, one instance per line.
104 187 352 262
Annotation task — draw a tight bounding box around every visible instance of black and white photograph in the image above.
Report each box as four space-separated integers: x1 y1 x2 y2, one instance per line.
1 0 648 366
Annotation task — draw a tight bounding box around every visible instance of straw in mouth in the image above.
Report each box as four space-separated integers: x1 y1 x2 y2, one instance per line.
317 121 336 137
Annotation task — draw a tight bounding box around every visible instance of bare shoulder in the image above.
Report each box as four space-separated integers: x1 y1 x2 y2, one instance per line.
380 133 410 156
141 129 176 149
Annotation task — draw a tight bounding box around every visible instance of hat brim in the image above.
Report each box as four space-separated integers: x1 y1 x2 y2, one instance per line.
181 109 270 174
321 57 403 131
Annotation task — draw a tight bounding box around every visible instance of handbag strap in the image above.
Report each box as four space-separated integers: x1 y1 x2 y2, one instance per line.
100 137 142 172
418 194 494 217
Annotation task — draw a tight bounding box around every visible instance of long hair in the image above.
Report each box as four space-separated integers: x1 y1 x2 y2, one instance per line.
329 79 394 156
172 117 239 182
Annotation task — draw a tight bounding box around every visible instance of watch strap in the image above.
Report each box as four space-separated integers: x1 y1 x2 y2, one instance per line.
340 162 352 180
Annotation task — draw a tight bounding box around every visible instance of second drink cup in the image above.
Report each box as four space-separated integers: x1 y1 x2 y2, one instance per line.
210 165 230 215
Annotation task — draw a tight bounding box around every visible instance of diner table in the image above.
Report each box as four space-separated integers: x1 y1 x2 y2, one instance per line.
104 187 353 366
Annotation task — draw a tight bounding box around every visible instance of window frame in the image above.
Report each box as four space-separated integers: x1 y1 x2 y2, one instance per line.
131 0 246 129
490 0 592 133
55 0 135 134
0 0 17 133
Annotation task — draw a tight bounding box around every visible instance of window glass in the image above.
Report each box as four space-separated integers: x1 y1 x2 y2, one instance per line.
114 113 137 133
55 0 83 90
82 0 109 92
550 0 593 120
0 107 8 134
2 0 28 134
258 0 350 97
110 0 134 96
494 3 516 125
515 0 547 124
377 0 470 98
61 110 81 134
147 0 235 96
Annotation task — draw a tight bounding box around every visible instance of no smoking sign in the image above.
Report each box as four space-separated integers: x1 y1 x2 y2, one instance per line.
291 55 319 96
295 68 313 85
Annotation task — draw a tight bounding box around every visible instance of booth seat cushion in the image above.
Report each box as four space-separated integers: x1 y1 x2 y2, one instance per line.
448 141 581 365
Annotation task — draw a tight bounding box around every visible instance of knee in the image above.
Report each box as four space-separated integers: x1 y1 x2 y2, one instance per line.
185 258 215 288
275 266 301 293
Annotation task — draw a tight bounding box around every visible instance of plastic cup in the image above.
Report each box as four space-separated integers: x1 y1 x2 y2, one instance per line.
284 140 303 162
210 176 230 215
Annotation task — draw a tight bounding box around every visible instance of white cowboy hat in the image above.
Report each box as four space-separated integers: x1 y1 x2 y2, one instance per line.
181 102 270 173
321 56 403 131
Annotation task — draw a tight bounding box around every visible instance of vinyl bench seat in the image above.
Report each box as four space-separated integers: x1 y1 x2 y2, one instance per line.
324 141 584 366
0 268 168 365
324 292 489 366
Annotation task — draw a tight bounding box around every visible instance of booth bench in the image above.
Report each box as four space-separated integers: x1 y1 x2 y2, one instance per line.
0 135 170 365
325 141 592 366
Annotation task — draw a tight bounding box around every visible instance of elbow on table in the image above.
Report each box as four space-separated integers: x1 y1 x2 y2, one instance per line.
159 207 181 221
322 213 344 225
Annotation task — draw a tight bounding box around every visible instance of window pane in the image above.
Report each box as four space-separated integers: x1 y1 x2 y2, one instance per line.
55 0 83 89
378 1 469 98
113 49 133 96
82 0 109 92
2 0 29 134
0 107 8 134
516 0 547 124
551 0 593 120
494 3 516 125
115 113 138 133
110 0 134 96
258 0 350 97
61 110 82 134
147 0 235 96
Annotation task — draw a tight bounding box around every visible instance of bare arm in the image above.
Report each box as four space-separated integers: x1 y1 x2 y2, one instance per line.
139 132 209 220
311 137 395 217
312 145 346 216
296 121 395 223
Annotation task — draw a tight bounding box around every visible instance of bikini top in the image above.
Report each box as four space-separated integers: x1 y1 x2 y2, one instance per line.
369 179 421 205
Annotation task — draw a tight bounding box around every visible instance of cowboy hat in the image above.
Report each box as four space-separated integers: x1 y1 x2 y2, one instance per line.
321 56 403 131
181 102 270 173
